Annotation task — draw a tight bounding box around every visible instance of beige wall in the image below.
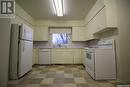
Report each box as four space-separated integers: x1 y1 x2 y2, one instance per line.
34 20 85 27
116 0 130 83
0 19 11 87
11 3 35 28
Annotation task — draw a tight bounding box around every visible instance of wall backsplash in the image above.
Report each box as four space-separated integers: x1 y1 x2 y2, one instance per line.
85 39 99 48
33 41 89 48
33 30 118 49
33 41 50 48
33 39 101 48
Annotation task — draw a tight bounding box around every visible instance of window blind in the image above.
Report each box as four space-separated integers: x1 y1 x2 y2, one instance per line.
49 28 72 34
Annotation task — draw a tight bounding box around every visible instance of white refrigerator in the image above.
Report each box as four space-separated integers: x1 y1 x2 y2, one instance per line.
9 24 33 79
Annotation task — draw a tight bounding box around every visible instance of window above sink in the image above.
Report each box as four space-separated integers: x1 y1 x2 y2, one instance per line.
49 27 72 48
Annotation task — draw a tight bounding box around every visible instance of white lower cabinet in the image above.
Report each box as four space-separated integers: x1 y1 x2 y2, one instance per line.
51 49 73 64
82 49 86 66
73 49 82 64
39 49 51 64
33 49 39 64
51 49 83 64
33 48 83 64
61 51 73 64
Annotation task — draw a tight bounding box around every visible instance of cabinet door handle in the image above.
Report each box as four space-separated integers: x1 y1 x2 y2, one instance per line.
40 51 49 52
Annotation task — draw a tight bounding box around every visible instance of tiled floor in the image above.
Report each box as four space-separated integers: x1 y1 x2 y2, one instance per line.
8 65 116 87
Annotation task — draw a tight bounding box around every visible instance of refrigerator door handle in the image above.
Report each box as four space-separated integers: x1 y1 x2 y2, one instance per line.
24 29 26 39
23 41 25 52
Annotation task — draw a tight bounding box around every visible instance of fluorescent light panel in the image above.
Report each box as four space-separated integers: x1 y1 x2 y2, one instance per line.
53 0 63 16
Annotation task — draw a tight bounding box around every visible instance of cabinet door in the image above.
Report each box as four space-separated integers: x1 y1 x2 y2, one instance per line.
72 27 86 41
61 51 73 64
51 50 73 64
86 20 95 40
86 8 106 39
95 7 106 33
89 0 117 34
90 16 97 34
85 26 90 40
51 51 63 64
33 49 39 64
39 49 51 64
34 27 48 41
82 49 86 66
95 6 117 32
85 0 104 24
73 50 82 64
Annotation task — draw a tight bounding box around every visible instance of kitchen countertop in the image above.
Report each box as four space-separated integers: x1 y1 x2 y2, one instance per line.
33 47 85 49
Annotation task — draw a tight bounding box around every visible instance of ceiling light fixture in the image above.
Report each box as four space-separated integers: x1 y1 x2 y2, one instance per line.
53 0 63 16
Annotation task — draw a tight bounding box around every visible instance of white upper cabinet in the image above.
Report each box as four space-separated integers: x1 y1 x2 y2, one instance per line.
33 26 48 41
93 7 106 33
72 27 86 41
93 0 117 34
85 0 117 37
85 0 104 24
86 16 99 40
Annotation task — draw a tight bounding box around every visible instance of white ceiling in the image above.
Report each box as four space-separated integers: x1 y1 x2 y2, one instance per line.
16 0 97 20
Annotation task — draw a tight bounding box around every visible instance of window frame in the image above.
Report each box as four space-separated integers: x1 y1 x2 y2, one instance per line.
50 33 72 47
49 27 72 48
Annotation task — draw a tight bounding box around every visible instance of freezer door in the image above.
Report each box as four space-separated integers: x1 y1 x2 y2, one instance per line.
20 24 33 41
18 40 33 77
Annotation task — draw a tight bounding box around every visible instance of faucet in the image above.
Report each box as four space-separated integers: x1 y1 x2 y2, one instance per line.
58 44 61 48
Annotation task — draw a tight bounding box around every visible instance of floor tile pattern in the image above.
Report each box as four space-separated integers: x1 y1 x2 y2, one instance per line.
8 65 116 87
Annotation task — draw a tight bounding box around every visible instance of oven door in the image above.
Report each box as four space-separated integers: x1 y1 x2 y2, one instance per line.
86 51 94 70
86 51 95 79
86 52 92 60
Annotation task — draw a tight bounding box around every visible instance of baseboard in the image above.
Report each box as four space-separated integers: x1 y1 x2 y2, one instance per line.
32 64 84 67
116 79 130 85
